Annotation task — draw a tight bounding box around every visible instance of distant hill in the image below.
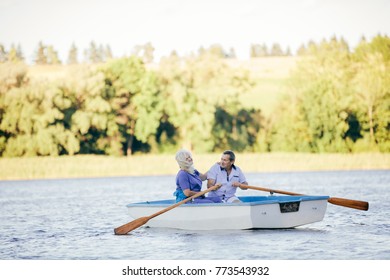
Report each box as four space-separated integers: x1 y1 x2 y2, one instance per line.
225 56 299 79
227 57 299 115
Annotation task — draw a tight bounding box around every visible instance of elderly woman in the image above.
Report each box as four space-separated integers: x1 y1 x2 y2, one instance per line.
174 149 221 203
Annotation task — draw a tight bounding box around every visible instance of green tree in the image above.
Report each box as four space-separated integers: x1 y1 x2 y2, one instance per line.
296 43 307 56
0 62 28 155
67 43 78 64
212 103 262 152
270 43 284 56
271 37 355 152
1 81 79 156
34 41 47 64
61 66 112 154
157 52 254 152
250 43 268 58
208 44 226 58
104 44 113 61
86 41 102 63
269 94 313 152
7 44 24 62
47 45 61 64
352 35 390 151
103 56 162 155
0 44 7 63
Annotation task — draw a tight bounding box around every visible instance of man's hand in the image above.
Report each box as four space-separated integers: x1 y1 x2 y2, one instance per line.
237 182 249 190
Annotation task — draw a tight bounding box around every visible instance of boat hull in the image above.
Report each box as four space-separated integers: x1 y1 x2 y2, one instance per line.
126 195 329 230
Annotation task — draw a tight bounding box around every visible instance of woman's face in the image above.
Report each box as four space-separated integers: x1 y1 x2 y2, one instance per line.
185 154 193 164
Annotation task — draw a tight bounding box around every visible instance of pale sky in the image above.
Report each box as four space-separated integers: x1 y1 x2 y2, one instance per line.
1 0 389 63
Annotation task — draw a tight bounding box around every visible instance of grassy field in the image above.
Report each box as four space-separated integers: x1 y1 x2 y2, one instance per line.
0 153 388 181
240 77 289 116
228 57 298 116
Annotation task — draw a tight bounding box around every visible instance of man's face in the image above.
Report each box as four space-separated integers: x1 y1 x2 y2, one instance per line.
220 154 233 169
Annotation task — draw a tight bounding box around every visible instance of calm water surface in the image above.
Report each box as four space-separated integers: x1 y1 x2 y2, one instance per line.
0 170 389 260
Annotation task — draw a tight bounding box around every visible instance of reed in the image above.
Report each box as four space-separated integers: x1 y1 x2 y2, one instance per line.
0 153 389 180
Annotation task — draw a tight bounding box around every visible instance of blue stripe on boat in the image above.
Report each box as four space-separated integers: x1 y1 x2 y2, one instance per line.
126 195 329 207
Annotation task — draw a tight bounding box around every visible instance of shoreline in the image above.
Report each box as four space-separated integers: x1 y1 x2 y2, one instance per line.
1 152 389 181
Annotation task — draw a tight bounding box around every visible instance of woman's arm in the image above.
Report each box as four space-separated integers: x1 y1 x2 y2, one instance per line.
183 189 198 197
199 171 207 181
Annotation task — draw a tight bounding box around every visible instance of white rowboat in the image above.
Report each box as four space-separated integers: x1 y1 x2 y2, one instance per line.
126 195 329 230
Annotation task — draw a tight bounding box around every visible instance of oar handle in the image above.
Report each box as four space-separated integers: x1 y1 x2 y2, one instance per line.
240 184 369 211
242 185 303 196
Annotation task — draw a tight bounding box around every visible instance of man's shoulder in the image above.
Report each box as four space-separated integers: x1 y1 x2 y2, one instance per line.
207 163 221 179
209 163 221 172
233 165 244 173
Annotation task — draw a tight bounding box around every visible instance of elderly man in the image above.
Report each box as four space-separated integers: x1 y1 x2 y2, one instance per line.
206 150 248 203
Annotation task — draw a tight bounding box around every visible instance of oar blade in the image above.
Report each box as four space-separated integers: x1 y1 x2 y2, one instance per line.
328 197 369 211
114 216 150 235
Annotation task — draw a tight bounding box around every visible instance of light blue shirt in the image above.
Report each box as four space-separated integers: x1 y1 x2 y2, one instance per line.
206 163 247 201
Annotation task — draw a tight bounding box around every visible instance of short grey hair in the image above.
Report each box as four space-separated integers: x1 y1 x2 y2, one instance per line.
223 150 235 161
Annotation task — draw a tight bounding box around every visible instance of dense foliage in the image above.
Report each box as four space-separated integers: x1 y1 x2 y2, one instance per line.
0 36 389 157
269 36 390 153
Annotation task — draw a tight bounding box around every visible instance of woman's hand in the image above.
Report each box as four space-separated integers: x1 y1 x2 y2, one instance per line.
183 189 198 197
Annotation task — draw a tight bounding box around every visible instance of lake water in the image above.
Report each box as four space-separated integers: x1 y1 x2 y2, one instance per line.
0 170 389 260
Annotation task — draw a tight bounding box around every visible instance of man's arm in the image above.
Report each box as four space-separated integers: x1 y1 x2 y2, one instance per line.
236 167 248 190
206 164 218 188
238 181 248 190
207 178 216 188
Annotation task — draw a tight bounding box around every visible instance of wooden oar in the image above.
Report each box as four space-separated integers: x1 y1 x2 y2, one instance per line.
114 184 220 235
240 184 369 211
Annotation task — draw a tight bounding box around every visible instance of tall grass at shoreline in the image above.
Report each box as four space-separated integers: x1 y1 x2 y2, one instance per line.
0 153 389 181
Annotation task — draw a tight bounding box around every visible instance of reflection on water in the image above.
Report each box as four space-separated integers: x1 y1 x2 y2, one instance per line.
0 170 389 259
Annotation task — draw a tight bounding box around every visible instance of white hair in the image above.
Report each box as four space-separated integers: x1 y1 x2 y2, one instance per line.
175 149 195 174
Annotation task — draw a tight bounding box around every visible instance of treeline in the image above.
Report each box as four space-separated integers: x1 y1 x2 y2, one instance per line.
1 40 298 65
0 41 114 65
0 35 389 157
0 36 363 65
250 43 292 57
